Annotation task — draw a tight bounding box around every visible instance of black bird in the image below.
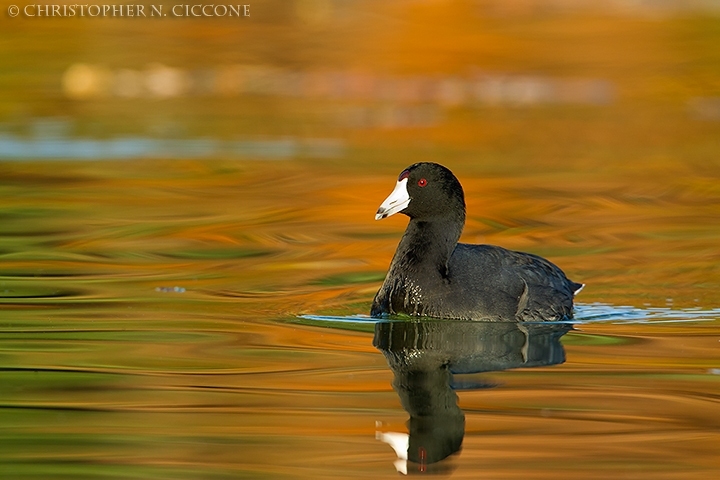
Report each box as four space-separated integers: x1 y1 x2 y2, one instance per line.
371 162 583 321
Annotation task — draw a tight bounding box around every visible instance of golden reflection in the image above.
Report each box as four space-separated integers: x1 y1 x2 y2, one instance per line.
2 0 720 478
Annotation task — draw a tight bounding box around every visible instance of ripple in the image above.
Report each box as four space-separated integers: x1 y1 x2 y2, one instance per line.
573 303 720 323
298 303 720 329
295 314 378 332
0 285 88 301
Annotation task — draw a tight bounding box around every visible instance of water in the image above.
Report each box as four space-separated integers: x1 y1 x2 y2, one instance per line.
0 159 718 479
2 0 720 476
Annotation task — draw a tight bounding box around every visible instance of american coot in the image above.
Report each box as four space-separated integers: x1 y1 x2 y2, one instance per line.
371 162 583 321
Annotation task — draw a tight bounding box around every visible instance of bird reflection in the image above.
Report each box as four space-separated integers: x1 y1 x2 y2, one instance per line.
373 320 571 473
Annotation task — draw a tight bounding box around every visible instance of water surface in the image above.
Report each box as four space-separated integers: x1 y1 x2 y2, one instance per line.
1 160 719 479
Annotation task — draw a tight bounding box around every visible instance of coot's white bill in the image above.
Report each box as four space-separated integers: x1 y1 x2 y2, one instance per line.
375 178 410 220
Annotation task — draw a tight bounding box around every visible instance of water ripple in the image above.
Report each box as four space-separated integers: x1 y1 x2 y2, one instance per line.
574 303 720 323
298 302 720 328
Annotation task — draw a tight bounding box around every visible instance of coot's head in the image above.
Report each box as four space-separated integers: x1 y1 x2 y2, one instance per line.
375 163 465 221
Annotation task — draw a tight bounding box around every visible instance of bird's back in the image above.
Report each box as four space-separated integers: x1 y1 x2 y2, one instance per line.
446 243 580 321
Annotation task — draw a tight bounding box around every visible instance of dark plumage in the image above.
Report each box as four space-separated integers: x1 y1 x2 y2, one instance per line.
371 162 583 321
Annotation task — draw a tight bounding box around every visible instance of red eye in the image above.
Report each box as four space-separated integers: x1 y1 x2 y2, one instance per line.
418 178 428 187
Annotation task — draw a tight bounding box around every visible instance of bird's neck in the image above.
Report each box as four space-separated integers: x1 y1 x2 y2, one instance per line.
392 217 464 277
